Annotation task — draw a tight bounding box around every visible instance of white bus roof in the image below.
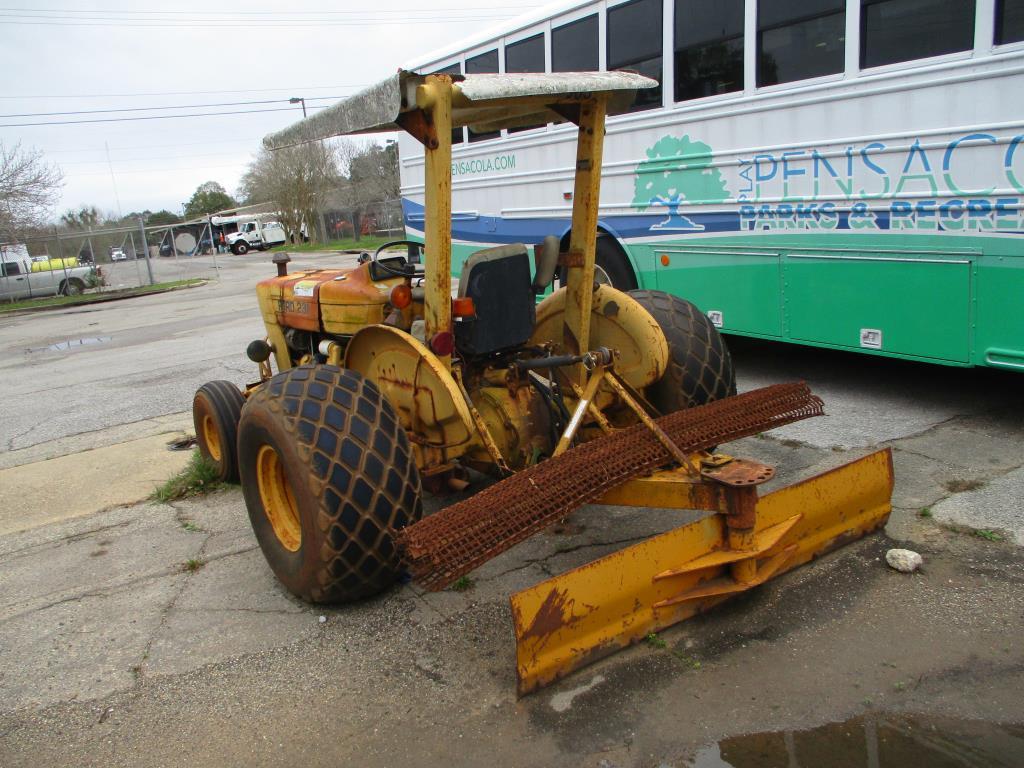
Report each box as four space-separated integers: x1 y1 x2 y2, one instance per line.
403 0 590 70
264 69 656 149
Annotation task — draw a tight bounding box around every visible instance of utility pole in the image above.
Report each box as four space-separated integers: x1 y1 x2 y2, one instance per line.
138 216 154 285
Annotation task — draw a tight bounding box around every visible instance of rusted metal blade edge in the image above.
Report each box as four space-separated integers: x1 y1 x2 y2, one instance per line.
510 448 894 696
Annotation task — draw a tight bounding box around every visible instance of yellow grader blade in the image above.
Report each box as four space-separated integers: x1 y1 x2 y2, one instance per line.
510 448 894 695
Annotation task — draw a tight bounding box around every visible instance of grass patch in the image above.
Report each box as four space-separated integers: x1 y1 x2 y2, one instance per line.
181 521 202 532
183 558 205 573
451 575 475 592
153 450 222 502
944 478 985 493
0 278 205 313
918 507 932 518
975 529 1005 542
268 236 392 254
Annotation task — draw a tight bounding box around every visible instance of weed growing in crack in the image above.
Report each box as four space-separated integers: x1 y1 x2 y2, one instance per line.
645 632 667 649
918 507 932 518
153 450 222 503
670 650 702 670
181 521 201 532
975 529 1005 542
184 558 205 573
451 576 474 592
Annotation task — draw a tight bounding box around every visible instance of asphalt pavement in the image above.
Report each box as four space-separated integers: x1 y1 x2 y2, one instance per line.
0 252 1021 767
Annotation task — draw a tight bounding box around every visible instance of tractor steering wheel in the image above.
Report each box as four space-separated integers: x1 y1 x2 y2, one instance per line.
371 240 426 278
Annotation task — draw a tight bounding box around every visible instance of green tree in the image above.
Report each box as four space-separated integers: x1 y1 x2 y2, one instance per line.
146 209 182 227
632 135 728 231
183 181 236 219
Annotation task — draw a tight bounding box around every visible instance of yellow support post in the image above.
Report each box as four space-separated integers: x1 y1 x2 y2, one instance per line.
418 75 454 368
562 97 607 387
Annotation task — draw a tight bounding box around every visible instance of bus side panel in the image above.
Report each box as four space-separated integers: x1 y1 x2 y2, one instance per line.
782 253 972 364
654 249 783 337
974 254 1024 371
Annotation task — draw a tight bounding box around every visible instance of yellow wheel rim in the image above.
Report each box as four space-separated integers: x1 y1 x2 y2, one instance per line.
201 414 222 463
255 445 301 552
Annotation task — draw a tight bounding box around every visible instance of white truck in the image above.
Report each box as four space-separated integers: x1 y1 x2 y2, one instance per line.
0 244 95 300
225 220 287 255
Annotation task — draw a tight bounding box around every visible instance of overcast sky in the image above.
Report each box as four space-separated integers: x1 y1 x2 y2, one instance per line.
0 1 541 220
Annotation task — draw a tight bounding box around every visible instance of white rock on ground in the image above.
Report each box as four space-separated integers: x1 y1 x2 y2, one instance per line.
886 548 924 573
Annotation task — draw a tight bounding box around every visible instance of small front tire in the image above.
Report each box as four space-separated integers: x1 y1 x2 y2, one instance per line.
193 381 246 483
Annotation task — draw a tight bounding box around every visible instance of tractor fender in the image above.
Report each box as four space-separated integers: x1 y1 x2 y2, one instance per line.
344 325 475 472
530 284 669 392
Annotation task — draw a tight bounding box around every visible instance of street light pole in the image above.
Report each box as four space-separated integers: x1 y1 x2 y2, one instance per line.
289 96 307 118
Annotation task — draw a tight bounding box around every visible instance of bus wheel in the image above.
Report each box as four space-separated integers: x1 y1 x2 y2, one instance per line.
595 236 637 290
629 290 736 412
559 235 636 290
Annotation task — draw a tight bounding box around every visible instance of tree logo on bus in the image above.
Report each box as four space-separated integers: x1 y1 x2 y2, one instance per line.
633 135 730 231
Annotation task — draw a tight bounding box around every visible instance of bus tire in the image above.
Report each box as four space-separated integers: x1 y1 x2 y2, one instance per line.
629 290 736 412
595 235 637 290
557 234 637 290
237 365 423 603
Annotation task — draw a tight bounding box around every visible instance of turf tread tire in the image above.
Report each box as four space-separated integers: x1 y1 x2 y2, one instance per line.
238 365 422 603
629 290 736 412
192 380 246 483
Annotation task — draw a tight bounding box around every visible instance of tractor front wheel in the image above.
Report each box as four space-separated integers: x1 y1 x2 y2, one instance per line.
192 380 246 483
629 290 736 413
237 365 422 603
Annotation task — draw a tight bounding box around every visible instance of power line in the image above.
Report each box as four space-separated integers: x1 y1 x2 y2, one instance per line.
0 95 347 119
0 85 367 100
1 104 327 128
0 6 535 14
0 14 517 28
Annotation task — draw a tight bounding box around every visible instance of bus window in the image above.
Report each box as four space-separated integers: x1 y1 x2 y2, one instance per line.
466 49 500 142
757 0 845 86
861 0 975 68
607 0 663 111
432 62 465 145
996 0 1024 43
552 14 599 72
506 33 547 132
674 0 744 101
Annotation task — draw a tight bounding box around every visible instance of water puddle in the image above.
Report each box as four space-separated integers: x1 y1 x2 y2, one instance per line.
685 713 1023 767
35 336 111 352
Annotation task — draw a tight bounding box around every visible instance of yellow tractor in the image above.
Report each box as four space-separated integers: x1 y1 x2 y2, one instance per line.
193 70 893 694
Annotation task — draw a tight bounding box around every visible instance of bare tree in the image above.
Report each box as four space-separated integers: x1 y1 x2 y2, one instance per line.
0 142 63 239
239 141 340 244
335 139 399 241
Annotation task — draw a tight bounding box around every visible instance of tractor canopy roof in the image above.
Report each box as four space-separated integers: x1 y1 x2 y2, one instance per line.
263 70 656 150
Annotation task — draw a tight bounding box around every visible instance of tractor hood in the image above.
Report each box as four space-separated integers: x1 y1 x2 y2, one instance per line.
263 70 657 148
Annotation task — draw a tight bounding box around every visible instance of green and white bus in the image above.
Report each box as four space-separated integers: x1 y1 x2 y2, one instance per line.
397 0 1024 370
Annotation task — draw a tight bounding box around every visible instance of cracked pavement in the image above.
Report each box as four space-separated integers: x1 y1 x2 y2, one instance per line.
1 255 1023 766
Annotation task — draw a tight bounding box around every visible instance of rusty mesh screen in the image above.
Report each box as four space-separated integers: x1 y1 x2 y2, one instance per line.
398 382 824 591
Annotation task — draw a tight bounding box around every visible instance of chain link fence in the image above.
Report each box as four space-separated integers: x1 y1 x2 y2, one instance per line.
2 198 408 304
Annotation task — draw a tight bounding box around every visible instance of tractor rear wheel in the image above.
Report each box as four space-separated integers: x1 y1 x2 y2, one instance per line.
629 290 736 413
193 380 246 483
237 365 422 603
